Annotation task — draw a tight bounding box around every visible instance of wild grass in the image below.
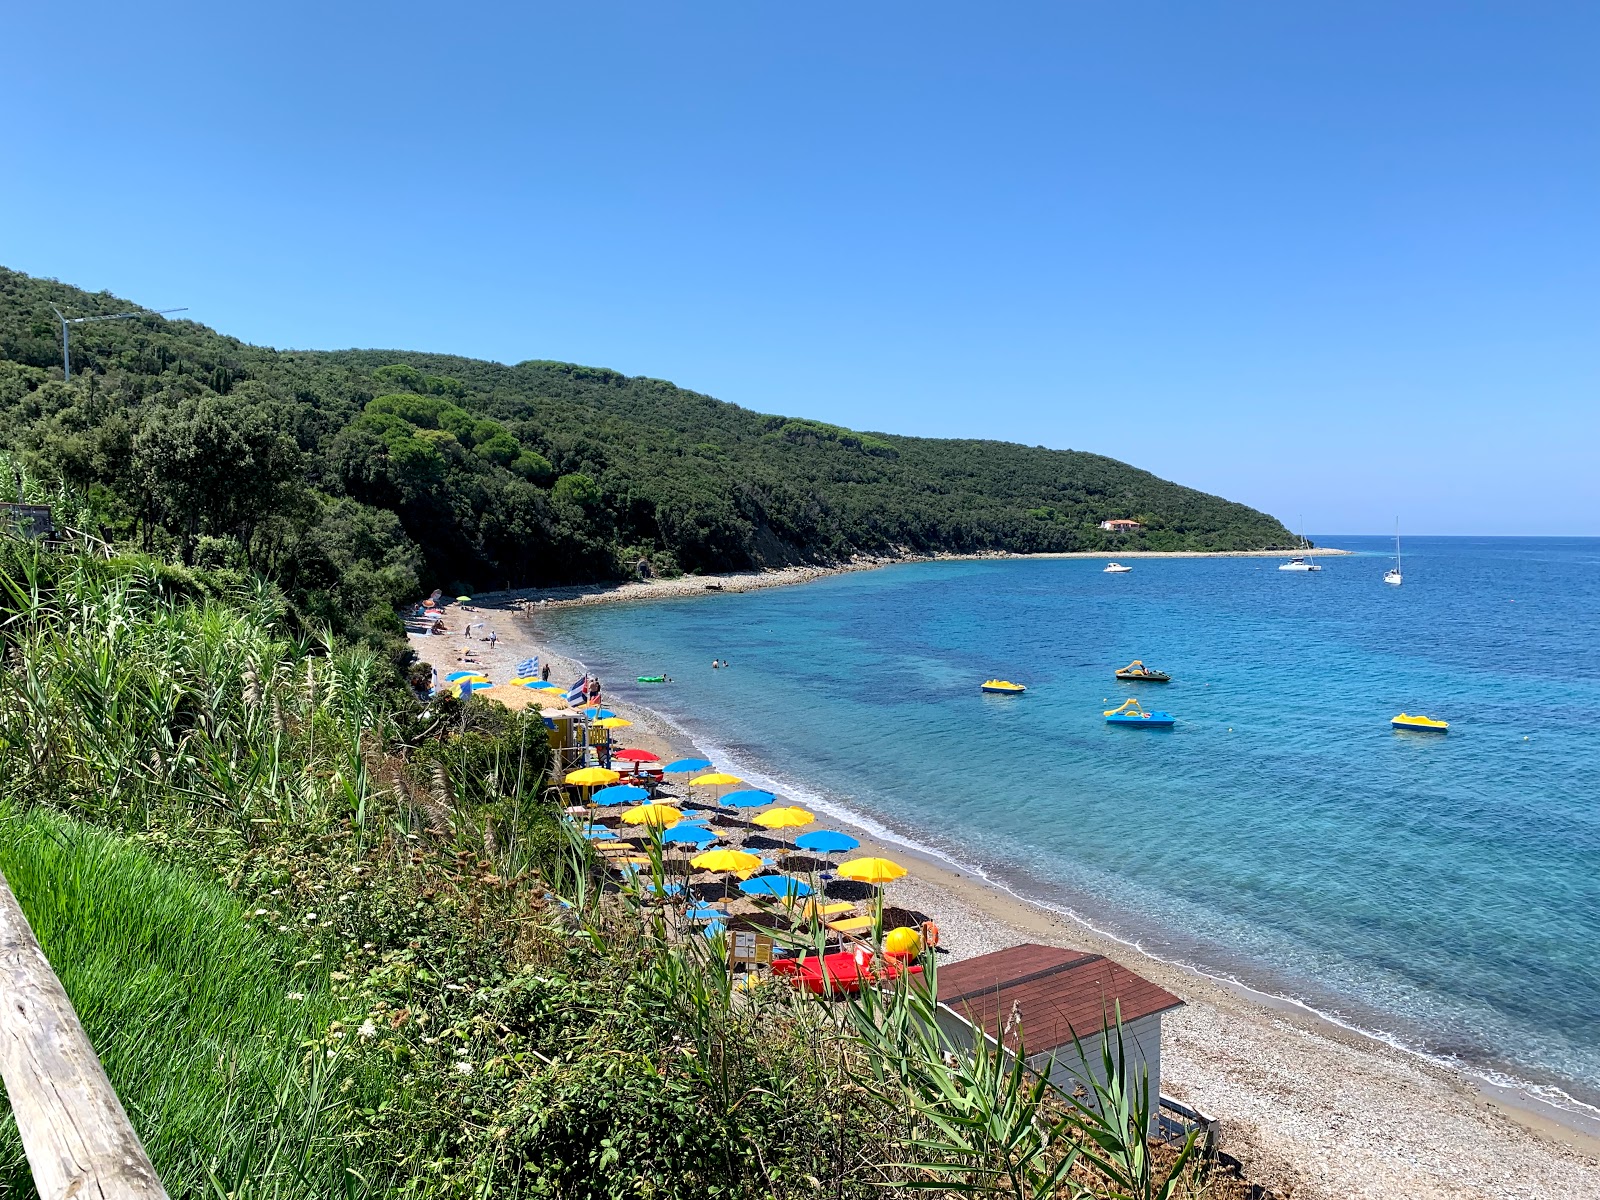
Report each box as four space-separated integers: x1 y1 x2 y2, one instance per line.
0 805 380 1196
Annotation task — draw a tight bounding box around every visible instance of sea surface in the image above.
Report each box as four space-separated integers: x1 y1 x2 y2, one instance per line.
540 537 1600 1113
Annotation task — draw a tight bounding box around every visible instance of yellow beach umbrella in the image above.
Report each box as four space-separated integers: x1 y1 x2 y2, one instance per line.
690 848 762 873
690 772 742 787
837 857 908 885
622 803 682 828
752 806 814 830
565 767 620 788
594 716 633 729
509 675 540 687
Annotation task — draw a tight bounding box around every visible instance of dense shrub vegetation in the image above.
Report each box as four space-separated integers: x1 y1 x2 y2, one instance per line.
1 267 1294 653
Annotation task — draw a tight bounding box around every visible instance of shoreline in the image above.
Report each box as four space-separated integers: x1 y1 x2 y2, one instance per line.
485 547 1356 612
412 592 1600 1200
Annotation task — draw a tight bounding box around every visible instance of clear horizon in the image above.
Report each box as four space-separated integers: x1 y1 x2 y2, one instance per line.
5 3 1596 537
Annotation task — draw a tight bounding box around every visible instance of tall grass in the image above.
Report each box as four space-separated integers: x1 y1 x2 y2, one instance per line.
0 805 380 1196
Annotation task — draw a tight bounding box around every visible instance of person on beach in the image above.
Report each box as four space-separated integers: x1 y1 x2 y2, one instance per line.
541 662 550 681
489 630 498 648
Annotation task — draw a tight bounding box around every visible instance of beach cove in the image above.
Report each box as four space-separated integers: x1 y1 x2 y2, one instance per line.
416 539 1600 1200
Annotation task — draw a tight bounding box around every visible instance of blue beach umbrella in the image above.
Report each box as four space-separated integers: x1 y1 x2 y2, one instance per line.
445 671 479 681
739 875 813 900
663 757 713 774
581 707 617 720
661 825 717 846
641 881 684 897
592 784 650 806
722 790 776 809
795 830 861 854
685 903 730 921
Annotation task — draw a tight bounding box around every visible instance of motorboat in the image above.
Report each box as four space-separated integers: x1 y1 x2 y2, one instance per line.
1392 713 1448 732
1103 698 1176 727
981 679 1027 694
1103 562 1133 573
1384 520 1403 586
1115 660 1170 682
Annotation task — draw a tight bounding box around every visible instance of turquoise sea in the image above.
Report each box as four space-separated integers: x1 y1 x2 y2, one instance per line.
540 537 1600 1113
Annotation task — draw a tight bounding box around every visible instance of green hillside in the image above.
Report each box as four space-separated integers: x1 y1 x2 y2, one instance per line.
0 267 1293 635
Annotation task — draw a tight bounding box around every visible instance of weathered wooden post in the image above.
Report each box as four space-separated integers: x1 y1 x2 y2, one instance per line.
0 871 167 1200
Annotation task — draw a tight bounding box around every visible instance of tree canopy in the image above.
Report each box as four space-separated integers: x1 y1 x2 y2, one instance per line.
0 265 1295 644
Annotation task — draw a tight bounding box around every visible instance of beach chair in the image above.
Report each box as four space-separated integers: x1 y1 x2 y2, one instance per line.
801 900 856 920
825 915 874 935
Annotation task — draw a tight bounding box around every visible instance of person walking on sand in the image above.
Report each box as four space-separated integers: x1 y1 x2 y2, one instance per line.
489 630 498 648
541 662 550 682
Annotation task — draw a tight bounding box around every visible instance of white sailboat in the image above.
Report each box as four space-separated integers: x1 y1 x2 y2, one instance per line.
1279 519 1322 572
1384 521 1403 586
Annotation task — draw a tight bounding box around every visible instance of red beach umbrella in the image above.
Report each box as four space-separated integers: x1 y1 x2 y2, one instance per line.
613 748 662 763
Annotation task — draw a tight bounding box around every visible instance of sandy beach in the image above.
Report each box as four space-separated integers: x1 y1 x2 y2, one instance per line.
470 546 1354 613
414 571 1600 1200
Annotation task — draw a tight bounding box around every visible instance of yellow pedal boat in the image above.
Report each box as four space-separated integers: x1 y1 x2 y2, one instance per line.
981 679 1027 694
1392 713 1448 732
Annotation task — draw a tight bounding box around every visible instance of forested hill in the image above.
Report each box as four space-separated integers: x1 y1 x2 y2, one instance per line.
0 267 1293 635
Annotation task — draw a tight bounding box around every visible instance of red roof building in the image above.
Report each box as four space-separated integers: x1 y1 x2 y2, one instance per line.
933 944 1184 1122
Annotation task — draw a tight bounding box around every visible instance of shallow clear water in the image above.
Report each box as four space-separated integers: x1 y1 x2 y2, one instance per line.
541 537 1600 1110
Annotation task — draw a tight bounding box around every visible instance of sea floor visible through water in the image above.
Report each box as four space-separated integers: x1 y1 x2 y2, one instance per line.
533 537 1600 1123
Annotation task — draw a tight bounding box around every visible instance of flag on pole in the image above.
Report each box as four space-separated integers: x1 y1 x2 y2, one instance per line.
516 657 538 677
564 675 589 706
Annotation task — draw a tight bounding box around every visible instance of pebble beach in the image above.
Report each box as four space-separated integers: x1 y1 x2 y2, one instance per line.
413 563 1600 1200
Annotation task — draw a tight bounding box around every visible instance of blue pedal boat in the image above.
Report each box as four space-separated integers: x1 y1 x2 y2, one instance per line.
1103 698 1176 727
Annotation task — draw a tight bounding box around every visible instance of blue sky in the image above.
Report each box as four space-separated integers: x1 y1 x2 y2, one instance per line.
5 3 1596 535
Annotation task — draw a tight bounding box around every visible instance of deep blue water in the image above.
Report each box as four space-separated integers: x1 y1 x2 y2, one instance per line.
541 537 1600 1110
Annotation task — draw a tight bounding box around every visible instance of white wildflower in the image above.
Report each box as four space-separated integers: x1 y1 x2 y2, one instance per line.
358 1019 378 1041
254 908 268 917
286 992 306 1001
454 1061 474 1075
277 925 290 933
303 912 317 921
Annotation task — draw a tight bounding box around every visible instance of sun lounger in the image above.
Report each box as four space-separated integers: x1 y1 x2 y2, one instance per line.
825 916 874 934
802 900 856 919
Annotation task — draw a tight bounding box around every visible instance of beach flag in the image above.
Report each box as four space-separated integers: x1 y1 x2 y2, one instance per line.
564 675 589 706
517 656 538 677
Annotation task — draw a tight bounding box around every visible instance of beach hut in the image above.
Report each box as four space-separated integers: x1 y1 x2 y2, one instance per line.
931 944 1183 1129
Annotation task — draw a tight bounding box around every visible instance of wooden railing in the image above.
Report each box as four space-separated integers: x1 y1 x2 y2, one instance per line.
0 871 167 1199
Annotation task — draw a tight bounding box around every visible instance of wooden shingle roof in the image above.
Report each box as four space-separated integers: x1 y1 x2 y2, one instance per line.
935 944 1183 1054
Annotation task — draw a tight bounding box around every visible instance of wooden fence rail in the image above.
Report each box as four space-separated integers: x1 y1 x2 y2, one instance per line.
0 869 167 1200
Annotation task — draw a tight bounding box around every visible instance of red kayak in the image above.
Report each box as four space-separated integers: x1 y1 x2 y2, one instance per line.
771 951 924 995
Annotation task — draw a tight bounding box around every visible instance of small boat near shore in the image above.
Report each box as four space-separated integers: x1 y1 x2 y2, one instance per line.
1104 698 1176 727
1103 562 1132 573
1115 660 1170 682
1279 519 1322 571
1392 713 1448 732
981 679 1027 694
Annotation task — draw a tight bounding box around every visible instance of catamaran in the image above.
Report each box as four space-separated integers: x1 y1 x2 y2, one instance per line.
1384 521 1403 586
